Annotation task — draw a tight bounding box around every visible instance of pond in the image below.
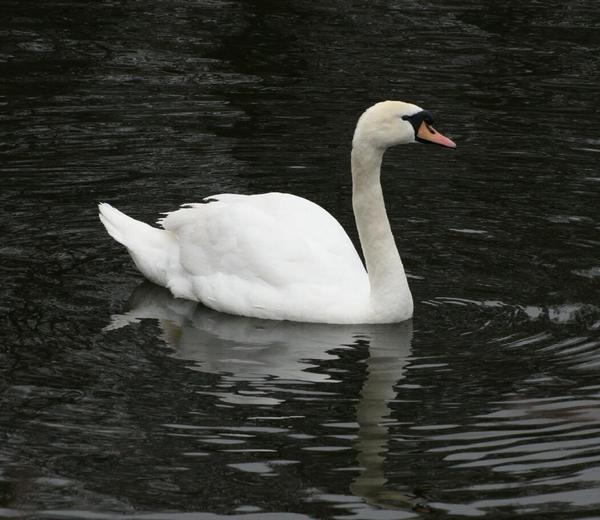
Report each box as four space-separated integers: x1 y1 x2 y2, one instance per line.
1 0 600 518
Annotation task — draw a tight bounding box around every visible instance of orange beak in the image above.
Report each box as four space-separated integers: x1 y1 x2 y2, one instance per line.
416 121 456 149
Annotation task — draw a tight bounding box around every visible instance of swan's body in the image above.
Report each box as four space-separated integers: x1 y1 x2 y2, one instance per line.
99 101 455 324
100 193 373 322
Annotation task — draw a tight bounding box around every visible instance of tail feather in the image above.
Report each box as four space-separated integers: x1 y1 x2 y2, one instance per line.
98 205 127 245
98 203 176 287
99 203 166 249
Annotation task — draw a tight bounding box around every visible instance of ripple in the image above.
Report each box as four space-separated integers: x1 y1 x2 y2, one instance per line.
419 382 600 516
573 267 600 279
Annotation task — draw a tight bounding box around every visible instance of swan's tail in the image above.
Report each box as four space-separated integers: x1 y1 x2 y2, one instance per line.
98 203 176 288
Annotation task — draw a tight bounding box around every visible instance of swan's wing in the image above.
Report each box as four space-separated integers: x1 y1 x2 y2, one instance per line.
160 192 366 290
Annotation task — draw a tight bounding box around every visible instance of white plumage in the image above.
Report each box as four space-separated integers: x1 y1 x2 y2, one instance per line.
99 101 455 324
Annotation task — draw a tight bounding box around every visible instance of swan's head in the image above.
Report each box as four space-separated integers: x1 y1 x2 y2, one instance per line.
353 100 456 150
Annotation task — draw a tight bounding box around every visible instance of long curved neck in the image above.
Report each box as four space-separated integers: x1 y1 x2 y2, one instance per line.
351 143 411 313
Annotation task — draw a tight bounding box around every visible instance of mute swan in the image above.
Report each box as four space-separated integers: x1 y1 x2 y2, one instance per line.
99 101 455 324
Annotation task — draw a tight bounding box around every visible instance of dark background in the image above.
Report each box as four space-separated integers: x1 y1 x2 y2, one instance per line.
1 1 599 518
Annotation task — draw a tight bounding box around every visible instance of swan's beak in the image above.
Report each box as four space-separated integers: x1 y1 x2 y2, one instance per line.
416 121 456 149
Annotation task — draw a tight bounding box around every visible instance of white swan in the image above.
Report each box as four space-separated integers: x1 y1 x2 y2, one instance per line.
99 101 455 324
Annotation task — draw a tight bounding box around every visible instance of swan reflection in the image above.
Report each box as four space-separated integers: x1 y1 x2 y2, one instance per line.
108 282 415 510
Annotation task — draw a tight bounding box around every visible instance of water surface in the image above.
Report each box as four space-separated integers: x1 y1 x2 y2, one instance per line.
1 1 600 518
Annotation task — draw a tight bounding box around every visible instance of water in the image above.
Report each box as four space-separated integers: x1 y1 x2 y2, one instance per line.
1 0 600 518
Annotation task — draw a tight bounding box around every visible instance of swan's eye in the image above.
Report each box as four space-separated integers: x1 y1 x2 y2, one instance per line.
402 110 435 134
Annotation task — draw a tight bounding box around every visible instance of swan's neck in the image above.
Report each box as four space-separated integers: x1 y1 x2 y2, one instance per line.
351 143 412 316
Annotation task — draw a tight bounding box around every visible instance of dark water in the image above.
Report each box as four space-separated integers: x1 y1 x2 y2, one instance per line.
2 1 600 518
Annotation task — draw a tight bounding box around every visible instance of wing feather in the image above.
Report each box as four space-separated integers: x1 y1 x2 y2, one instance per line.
160 192 366 288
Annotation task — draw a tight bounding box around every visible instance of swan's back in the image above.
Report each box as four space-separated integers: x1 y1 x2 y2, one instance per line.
158 193 369 322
